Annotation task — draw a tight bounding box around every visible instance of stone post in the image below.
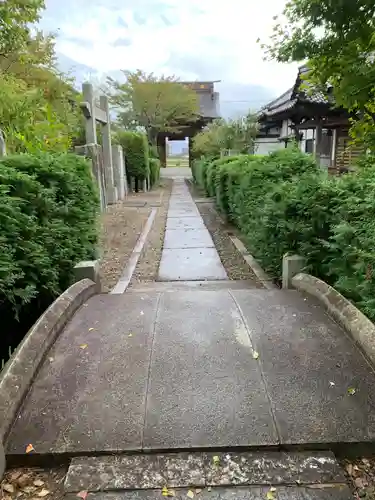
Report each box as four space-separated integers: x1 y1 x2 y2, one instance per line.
282 254 306 289
100 95 117 204
112 145 126 200
74 260 101 292
75 144 106 212
82 83 97 144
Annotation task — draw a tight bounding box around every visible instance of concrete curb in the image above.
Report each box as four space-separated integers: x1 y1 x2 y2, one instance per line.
0 279 98 446
292 273 375 365
229 235 277 290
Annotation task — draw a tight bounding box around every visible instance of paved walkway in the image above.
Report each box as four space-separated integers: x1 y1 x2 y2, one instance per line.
5 168 375 500
7 286 375 455
158 179 227 281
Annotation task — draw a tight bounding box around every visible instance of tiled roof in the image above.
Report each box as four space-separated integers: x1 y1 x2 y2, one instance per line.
259 66 332 118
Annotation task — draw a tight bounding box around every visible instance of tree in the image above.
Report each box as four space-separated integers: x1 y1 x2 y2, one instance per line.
192 112 258 158
262 0 375 147
107 70 200 144
0 0 45 60
0 3 82 154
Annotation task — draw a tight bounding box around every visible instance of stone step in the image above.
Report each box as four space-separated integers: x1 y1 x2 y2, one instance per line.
64 485 352 499
127 280 262 292
64 451 348 495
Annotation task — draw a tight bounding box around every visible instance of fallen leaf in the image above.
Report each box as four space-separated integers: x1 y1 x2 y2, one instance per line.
17 473 32 487
195 489 202 494
22 485 37 494
266 491 275 500
354 477 365 489
162 486 169 497
128 333 133 337
33 479 45 487
88 328 94 332
79 344 88 350
48 357 54 362
329 381 335 387
37 489 50 497
270 487 277 492
252 350 259 360
77 492 88 500
207 487 212 492
187 490 195 499
2 484 15 493
348 387 356 395
8 470 22 482
25 443 35 453
213 455 220 465
168 490 176 497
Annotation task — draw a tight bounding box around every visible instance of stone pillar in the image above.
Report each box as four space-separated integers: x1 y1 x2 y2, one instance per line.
100 95 117 204
112 145 126 200
282 254 306 289
82 83 97 144
75 144 106 211
74 260 101 292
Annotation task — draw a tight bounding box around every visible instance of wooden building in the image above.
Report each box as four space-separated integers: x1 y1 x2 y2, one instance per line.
156 81 220 167
256 66 362 173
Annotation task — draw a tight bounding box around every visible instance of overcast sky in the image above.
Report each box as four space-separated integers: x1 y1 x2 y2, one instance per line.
40 0 298 117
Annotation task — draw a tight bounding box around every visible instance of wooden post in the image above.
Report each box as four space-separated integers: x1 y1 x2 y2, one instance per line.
0 129 6 157
314 119 323 166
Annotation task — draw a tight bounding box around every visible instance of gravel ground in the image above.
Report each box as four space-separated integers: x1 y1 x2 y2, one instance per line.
130 179 172 285
99 202 151 292
1 467 67 500
196 201 262 284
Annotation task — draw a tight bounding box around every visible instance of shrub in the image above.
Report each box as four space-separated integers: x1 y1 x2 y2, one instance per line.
200 146 375 321
114 131 149 180
0 152 99 318
150 158 161 187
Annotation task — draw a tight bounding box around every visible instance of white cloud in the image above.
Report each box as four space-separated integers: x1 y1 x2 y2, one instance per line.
41 0 299 114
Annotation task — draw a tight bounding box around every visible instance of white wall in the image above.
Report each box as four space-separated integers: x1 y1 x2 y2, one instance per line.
254 138 284 155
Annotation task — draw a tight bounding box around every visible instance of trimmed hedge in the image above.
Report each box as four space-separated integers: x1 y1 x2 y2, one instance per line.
194 147 375 322
0 152 99 347
114 131 149 180
150 158 161 187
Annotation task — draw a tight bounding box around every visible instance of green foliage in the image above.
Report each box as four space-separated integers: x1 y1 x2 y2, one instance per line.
114 131 150 180
262 0 375 148
192 112 258 159
0 0 45 58
0 152 99 317
149 158 161 187
0 1 82 155
197 147 375 321
107 70 199 144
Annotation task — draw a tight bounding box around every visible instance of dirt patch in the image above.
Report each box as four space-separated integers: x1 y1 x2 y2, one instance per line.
196 202 262 284
342 457 375 499
130 179 172 285
1 467 67 500
99 203 151 292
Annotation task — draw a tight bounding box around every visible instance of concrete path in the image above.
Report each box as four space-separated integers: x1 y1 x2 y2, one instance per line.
7 287 375 456
158 179 227 281
5 167 375 500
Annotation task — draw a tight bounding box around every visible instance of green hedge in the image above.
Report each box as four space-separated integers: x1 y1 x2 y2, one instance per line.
0 152 99 320
195 147 375 322
114 131 149 180
149 158 161 187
